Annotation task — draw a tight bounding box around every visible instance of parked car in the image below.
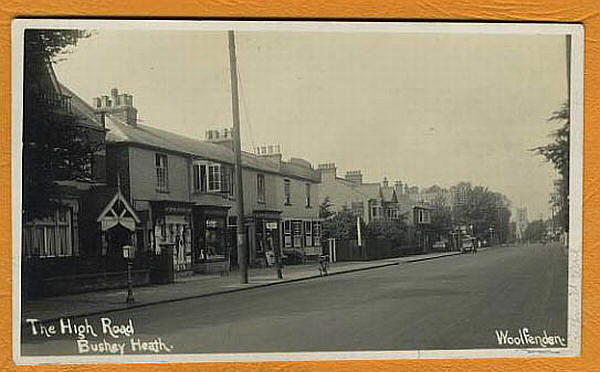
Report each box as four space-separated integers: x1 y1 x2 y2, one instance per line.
461 235 475 253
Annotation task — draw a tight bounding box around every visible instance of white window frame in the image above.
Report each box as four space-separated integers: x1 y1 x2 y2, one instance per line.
313 221 321 246
192 161 223 193
23 207 73 258
304 220 313 247
155 153 169 191
292 220 302 248
284 179 291 205
257 173 266 203
283 220 292 248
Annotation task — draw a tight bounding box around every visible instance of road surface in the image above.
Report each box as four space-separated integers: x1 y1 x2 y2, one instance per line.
21 243 568 356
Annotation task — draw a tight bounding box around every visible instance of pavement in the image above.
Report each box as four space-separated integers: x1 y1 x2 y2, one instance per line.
21 250 462 323
20 242 568 355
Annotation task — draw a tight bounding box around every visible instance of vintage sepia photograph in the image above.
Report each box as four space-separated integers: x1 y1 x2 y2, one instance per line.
12 20 583 364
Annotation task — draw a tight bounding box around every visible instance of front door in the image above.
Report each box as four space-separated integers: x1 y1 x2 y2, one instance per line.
106 225 131 257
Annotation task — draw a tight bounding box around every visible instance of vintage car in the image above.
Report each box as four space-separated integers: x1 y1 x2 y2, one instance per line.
461 235 475 253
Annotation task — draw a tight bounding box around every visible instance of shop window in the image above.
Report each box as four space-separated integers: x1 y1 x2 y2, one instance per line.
257 173 266 203
284 179 291 205
283 220 292 248
304 220 312 247
228 216 237 227
23 207 73 257
155 153 169 191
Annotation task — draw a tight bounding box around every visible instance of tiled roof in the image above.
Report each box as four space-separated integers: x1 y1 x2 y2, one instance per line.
381 186 397 203
58 83 105 130
106 115 318 180
356 183 381 200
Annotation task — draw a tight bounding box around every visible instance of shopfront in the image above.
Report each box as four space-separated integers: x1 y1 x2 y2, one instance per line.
150 201 193 273
192 205 231 268
250 210 282 266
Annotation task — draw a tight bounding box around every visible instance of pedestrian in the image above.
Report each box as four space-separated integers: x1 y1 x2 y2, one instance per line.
472 239 478 255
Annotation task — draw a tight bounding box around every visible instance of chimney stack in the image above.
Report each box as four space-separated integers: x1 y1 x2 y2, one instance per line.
317 163 337 180
382 177 389 188
93 88 138 126
345 170 363 185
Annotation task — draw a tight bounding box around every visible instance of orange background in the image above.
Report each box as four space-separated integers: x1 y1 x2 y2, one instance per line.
0 1 597 371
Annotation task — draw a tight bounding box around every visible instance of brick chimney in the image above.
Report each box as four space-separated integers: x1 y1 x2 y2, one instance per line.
205 128 234 148
254 144 283 163
93 88 137 126
317 163 337 181
382 177 389 188
345 170 363 185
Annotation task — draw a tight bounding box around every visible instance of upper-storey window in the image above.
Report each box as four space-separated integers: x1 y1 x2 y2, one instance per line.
284 179 291 205
155 153 169 191
257 174 266 203
192 161 234 196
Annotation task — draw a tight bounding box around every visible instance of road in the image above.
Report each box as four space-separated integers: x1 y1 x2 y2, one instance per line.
21 243 568 355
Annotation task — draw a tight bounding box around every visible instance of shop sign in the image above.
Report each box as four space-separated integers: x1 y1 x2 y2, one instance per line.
164 206 192 215
266 222 278 230
206 219 219 228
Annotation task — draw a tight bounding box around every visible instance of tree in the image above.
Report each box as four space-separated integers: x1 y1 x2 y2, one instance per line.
533 101 569 232
365 219 406 244
23 29 100 218
318 196 335 219
523 220 547 242
321 207 358 241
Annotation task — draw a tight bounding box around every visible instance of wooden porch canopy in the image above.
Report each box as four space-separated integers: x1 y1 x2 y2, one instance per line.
95 191 140 232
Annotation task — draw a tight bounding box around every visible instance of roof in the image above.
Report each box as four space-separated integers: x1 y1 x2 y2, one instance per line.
105 115 319 181
58 83 105 130
356 183 381 200
380 186 397 203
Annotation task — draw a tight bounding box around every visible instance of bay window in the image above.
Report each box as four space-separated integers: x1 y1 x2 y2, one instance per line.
193 161 230 193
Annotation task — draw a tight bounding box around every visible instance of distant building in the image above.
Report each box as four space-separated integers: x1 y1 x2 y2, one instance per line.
317 165 399 224
516 207 528 241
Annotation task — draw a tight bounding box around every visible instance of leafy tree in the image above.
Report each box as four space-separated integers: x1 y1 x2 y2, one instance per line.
523 219 547 242
318 196 334 219
321 206 358 241
533 101 569 232
23 29 100 218
365 219 406 244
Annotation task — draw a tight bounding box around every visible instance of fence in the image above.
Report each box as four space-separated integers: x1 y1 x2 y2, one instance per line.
333 239 403 261
21 253 173 299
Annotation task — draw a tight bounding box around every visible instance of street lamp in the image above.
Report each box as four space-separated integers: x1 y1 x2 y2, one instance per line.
122 244 135 304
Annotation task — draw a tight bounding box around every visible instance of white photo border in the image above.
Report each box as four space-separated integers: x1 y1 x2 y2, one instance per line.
11 19 584 365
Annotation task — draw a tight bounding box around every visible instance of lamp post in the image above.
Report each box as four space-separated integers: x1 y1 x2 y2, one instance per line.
123 244 135 304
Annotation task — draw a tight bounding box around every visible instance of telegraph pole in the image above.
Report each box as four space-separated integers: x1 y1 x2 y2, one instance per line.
228 30 248 284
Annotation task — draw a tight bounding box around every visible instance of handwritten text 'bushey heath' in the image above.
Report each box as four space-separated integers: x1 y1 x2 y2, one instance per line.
26 317 173 354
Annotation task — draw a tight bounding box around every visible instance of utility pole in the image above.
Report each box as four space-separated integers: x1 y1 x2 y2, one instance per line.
228 30 248 284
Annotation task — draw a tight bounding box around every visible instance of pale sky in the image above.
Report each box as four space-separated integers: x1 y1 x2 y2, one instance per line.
54 30 569 220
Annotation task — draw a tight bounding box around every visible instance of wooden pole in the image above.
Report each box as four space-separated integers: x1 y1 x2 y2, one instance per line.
228 30 248 284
